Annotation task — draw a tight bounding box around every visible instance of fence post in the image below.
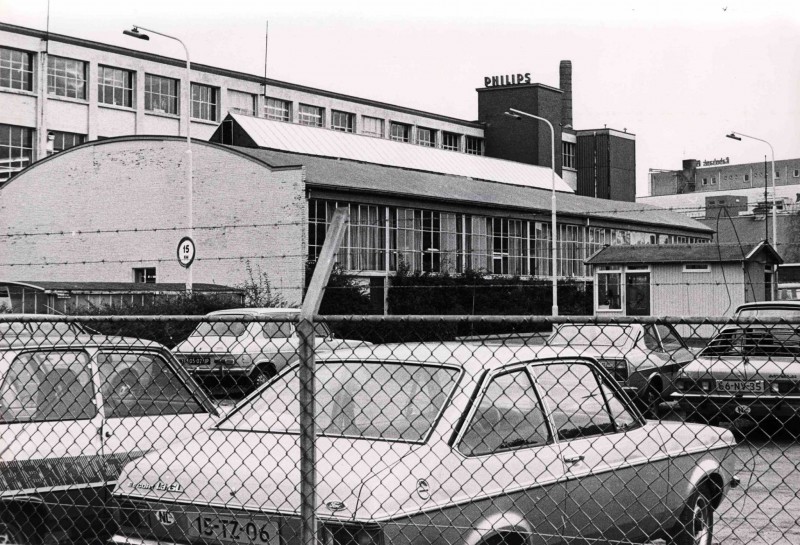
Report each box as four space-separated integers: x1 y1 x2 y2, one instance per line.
298 207 349 545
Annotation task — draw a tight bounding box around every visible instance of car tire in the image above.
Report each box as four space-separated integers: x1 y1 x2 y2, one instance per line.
669 484 714 545
250 364 276 390
639 383 661 418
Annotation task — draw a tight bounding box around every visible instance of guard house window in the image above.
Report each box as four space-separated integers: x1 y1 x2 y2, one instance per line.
48 131 85 156
191 83 218 121
465 136 484 156
0 124 34 183
265 97 291 122
744 174 750 182
331 110 355 133
442 132 460 151
390 122 411 143
417 127 436 148
133 267 156 283
597 267 622 311
0 47 34 91
562 141 576 169
298 104 324 127
97 66 134 108
145 74 179 115
228 90 256 116
794 169 799 178
47 55 87 99
362 116 384 138
683 263 710 273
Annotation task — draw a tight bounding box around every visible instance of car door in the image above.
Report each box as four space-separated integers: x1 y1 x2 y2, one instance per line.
530 361 671 544
95 348 213 487
0 349 104 503
453 366 568 544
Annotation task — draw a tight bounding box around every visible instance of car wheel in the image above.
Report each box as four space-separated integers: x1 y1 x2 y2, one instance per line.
251 364 276 390
640 384 661 418
670 485 713 545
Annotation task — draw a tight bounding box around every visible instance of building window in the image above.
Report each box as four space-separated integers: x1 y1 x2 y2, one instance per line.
133 267 156 283
228 90 256 116
0 124 34 183
0 47 34 91
47 55 87 99
191 83 218 121
390 122 411 143
683 263 710 273
331 110 355 133
265 97 291 122
145 74 179 115
775 170 780 178
97 65 134 108
744 174 750 182
48 131 85 156
298 104 324 127
417 127 436 148
442 132 460 152
465 136 484 156
362 116 384 138
562 141 576 169
558 224 582 277
597 268 622 311
710 176 716 184
490 218 527 275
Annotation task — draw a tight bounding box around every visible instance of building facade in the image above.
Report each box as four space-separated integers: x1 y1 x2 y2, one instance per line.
1 23 636 200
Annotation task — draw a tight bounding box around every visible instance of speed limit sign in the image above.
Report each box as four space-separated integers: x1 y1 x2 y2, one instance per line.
177 236 196 268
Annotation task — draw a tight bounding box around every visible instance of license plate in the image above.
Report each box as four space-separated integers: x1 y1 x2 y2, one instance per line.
189 514 279 544
717 380 764 394
185 356 213 366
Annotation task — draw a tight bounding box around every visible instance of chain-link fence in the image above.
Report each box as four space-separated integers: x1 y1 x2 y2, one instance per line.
1 313 799 545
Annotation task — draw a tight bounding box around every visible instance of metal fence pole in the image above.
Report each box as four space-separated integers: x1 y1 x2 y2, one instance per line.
297 317 317 545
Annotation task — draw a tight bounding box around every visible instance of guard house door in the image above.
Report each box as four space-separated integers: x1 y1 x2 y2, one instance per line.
625 272 651 316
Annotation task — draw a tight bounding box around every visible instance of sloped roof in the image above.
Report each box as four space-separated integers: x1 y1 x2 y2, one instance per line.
586 241 783 265
0 281 242 293
227 113 574 193
232 146 714 234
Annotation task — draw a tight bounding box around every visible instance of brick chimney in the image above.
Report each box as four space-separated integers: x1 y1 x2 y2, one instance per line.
559 60 573 129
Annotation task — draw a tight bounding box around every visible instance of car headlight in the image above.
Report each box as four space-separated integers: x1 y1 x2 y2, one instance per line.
320 523 383 545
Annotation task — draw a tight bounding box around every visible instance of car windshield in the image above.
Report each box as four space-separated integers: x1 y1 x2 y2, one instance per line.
548 325 635 348
191 318 295 339
736 308 800 320
701 327 800 358
220 361 460 441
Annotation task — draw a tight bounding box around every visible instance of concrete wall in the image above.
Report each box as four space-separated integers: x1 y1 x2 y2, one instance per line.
0 138 307 303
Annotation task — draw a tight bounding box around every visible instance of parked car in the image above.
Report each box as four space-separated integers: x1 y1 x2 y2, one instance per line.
0 315 88 344
0 334 217 545
673 307 800 424
172 308 366 396
111 344 737 545
544 323 695 413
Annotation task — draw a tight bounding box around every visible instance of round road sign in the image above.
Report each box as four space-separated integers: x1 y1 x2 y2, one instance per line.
177 236 196 268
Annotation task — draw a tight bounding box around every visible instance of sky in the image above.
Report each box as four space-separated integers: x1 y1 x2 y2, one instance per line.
1 0 798 197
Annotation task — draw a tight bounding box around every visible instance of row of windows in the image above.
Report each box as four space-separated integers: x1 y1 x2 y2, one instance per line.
308 199 707 277
705 167 800 186
262 96 484 154
0 123 89 183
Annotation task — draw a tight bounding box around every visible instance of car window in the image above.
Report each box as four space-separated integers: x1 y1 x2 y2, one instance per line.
736 308 800 319
221 361 459 442
1 350 95 423
600 382 638 430
548 325 635 349
531 363 616 440
701 327 800 358
258 321 295 339
459 369 550 456
656 324 685 351
643 326 661 351
192 321 248 337
97 351 203 418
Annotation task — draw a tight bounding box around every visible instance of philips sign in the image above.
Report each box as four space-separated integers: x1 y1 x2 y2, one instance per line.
484 73 531 87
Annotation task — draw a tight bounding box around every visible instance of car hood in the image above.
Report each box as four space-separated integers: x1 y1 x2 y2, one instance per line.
678 355 800 380
114 428 441 520
173 336 294 355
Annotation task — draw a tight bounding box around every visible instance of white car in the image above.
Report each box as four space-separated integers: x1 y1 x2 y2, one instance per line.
172 308 366 395
0 334 217 545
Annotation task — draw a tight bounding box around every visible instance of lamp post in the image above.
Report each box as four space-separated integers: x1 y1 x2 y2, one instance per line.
504 108 558 316
726 132 777 251
125 25 193 291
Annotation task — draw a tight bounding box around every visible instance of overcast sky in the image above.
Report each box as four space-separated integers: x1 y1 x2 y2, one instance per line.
2 0 798 196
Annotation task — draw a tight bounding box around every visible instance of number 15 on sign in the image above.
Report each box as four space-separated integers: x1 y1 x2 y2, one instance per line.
178 236 196 268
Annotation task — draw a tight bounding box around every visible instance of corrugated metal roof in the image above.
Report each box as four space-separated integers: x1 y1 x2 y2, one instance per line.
234 146 714 234
228 113 574 193
0 281 241 293
586 242 782 264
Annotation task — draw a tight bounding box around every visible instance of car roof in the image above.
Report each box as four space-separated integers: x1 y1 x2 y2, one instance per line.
206 308 300 316
317 342 598 376
736 301 800 311
0 333 165 351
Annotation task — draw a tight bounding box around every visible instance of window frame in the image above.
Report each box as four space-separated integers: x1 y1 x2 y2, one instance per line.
0 123 35 183
144 73 179 115
47 55 87 100
562 141 576 169
441 131 460 152
361 116 384 138
417 127 436 148
265 97 291 122
133 267 157 283
227 89 256 116
48 131 86 156
683 263 711 273
465 135 484 156
390 122 411 143
298 104 324 127
331 110 355 133
191 82 219 121
97 65 134 108
0 46 34 92
596 267 623 311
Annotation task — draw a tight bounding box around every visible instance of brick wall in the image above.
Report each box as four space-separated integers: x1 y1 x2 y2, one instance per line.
0 137 307 303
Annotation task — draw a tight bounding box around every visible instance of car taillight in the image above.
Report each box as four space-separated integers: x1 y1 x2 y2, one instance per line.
320 523 383 545
701 380 712 392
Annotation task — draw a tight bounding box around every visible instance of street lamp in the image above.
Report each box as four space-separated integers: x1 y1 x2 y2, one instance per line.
124 25 193 291
725 131 777 251
504 108 558 316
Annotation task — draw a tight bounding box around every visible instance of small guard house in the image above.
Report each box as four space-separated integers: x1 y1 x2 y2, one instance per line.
585 241 783 317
